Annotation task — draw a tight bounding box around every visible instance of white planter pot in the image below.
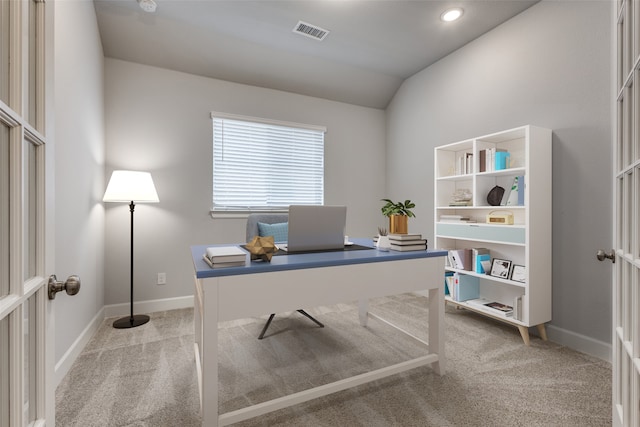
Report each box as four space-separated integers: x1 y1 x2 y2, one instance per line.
376 235 390 251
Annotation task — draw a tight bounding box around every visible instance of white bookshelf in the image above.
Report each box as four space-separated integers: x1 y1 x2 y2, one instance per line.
434 125 552 345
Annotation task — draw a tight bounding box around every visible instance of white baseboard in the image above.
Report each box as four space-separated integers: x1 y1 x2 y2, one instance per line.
55 306 105 387
103 295 194 318
55 295 195 387
412 291 611 362
546 324 611 363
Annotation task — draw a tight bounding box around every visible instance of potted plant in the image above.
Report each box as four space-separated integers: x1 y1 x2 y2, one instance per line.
380 199 416 234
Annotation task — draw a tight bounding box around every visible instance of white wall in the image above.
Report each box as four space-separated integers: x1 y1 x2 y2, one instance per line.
103 59 386 306
54 0 105 381
387 1 612 356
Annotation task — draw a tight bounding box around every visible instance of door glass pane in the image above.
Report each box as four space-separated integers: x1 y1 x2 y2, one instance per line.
23 296 37 424
0 0 9 106
23 140 37 280
26 0 38 127
0 315 8 427
0 123 8 298
619 13 626 88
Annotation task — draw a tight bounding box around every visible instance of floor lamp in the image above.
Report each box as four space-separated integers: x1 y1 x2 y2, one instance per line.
103 170 159 329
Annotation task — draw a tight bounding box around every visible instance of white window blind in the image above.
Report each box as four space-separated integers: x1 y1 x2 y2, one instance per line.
212 113 325 211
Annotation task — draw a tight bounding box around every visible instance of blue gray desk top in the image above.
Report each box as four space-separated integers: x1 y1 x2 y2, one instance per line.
191 238 447 279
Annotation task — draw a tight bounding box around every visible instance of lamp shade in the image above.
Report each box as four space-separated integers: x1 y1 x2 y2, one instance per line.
103 170 159 203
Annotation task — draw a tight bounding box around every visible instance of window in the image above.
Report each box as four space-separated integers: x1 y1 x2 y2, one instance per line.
212 113 326 212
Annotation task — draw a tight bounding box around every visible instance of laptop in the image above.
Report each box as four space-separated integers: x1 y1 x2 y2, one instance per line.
283 205 347 252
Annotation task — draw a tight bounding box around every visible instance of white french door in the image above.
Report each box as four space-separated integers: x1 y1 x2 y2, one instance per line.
613 0 640 425
0 0 54 426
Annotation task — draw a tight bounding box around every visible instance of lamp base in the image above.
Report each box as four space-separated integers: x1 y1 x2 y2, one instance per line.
113 314 150 329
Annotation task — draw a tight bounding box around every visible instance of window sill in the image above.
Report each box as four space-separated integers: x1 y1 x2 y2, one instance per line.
210 209 289 219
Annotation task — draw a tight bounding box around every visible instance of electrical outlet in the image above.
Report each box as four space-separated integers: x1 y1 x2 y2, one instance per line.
157 272 166 285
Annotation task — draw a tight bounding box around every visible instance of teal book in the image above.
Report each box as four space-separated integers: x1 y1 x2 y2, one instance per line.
444 271 454 296
452 274 480 302
495 151 511 170
476 254 491 274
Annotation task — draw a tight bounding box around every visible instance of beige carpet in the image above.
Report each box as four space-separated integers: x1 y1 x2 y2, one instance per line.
56 294 611 426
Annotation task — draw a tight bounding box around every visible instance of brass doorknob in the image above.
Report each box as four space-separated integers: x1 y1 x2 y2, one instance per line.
596 249 616 263
48 275 81 300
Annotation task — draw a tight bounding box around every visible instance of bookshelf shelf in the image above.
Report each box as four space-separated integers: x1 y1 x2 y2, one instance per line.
444 296 528 326
434 125 552 345
444 267 527 288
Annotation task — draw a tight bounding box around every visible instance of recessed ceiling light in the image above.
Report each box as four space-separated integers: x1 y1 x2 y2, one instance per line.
441 8 464 22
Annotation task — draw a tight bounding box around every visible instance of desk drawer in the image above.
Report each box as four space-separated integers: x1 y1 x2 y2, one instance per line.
436 223 525 245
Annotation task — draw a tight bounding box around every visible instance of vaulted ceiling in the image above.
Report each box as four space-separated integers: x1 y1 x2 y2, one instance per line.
94 0 538 109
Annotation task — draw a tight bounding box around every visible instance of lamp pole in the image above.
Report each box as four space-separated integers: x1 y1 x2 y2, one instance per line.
112 201 150 328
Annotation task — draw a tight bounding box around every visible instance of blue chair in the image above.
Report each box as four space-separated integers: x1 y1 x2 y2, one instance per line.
246 213 324 339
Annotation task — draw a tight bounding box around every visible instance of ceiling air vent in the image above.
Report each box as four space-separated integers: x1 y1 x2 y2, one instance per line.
293 21 330 41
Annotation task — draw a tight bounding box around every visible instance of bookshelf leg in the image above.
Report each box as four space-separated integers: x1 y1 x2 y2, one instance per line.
517 325 530 346
536 324 548 341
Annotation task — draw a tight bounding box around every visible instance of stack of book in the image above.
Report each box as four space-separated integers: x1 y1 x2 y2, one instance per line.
449 200 472 207
467 298 513 317
446 273 479 302
479 148 510 172
447 247 491 273
202 246 247 268
439 214 476 223
388 233 427 251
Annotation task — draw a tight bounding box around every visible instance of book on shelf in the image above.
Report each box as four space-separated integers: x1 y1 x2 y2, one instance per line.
440 218 477 223
513 296 523 321
502 175 525 206
448 249 472 270
457 152 473 175
439 214 476 223
467 298 513 317
203 246 247 266
479 149 487 173
449 273 480 302
439 214 468 221
472 248 490 274
484 301 513 317
444 271 455 296
495 151 511 170
449 201 472 207
485 148 508 172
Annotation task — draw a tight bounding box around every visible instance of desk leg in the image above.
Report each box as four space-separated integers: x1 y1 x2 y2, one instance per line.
201 279 219 427
428 286 445 375
358 299 369 326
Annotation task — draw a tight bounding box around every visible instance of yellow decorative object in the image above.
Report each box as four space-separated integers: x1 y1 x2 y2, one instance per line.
486 210 514 225
246 235 277 261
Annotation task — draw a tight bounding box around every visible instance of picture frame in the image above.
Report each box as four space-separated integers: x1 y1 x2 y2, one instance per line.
490 258 512 279
510 265 526 283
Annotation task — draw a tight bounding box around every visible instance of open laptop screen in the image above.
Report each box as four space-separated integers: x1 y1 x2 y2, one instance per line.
286 205 346 252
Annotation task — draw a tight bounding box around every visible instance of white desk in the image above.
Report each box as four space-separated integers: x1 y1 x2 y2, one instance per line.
191 239 447 426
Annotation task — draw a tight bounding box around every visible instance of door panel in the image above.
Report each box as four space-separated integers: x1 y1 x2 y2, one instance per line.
0 0 51 425
613 1 640 425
